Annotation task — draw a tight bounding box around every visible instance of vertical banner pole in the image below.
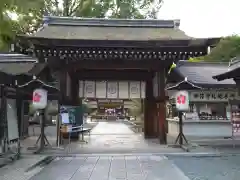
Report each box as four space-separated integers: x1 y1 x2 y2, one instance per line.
178 111 183 145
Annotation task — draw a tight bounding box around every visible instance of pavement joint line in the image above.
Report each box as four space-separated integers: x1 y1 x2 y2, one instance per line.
25 156 55 172
20 152 234 157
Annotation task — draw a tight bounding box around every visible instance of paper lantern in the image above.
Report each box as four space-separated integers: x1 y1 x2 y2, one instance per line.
175 91 189 111
32 88 48 109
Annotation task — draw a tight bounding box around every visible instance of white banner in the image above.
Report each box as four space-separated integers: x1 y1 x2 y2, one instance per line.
84 81 95 98
129 81 140 99
118 81 129 99
107 81 118 99
96 81 106 98
79 81 145 99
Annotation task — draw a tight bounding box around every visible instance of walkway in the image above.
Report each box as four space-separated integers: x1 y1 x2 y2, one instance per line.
90 121 134 135
67 121 183 154
29 155 190 180
4 154 240 180
20 121 184 154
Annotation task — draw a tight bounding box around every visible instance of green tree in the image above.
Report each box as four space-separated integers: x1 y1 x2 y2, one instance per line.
0 0 44 50
203 35 240 62
0 0 163 51
189 35 240 63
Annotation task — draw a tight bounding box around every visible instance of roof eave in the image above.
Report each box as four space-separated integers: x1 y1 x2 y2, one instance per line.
212 68 240 81
44 16 179 28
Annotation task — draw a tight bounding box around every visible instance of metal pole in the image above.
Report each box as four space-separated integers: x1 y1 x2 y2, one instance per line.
2 86 8 153
40 110 45 151
56 101 60 146
178 111 183 145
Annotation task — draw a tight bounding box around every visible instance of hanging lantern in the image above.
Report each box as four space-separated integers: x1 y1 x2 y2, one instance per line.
175 91 189 111
32 88 48 109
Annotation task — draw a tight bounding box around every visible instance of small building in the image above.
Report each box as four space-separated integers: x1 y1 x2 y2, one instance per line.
166 61 238 138
0 53 49 154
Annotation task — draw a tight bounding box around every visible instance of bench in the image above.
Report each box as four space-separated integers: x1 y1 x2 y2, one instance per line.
71 128 91 136
60 125 92 144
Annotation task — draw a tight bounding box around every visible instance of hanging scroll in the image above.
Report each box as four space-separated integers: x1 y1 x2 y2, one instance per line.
96 81 106 98
107 81 118 99
129 81 140 99
84 81 95 98
79 80 146 99
118 81 128 99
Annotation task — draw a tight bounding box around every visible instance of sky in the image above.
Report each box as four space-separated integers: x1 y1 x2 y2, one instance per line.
8 0 239 38
158 0 240 38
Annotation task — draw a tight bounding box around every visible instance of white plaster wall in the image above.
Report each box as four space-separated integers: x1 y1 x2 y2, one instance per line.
168 119 232 138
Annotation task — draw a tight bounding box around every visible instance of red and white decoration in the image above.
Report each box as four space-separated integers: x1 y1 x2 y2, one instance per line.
32 88 48 109
175 91 189 111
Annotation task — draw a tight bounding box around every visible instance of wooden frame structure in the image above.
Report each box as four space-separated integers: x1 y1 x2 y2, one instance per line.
15 16 220 144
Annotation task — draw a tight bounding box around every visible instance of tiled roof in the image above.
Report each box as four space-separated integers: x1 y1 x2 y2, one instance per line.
0 52 38 62
0 53 44 76
0 62 36 75
213 60 240 81
172 61 236 88
22 16 191 41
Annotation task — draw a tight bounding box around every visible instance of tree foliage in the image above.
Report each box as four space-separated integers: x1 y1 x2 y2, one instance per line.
0 0 44 50
189 35 240 63
0 0 163 51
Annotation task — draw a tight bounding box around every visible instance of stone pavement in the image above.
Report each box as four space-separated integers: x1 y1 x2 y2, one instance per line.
66 121 183 154
21 121 184 155
168 155 240 180
0 155 47 180
4 154 240 180
28 155 190 180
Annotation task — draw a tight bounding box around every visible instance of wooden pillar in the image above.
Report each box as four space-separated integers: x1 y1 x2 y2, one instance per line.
156 70 167 144
59 70 67 103
144 77 155 138
70 73 79 105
